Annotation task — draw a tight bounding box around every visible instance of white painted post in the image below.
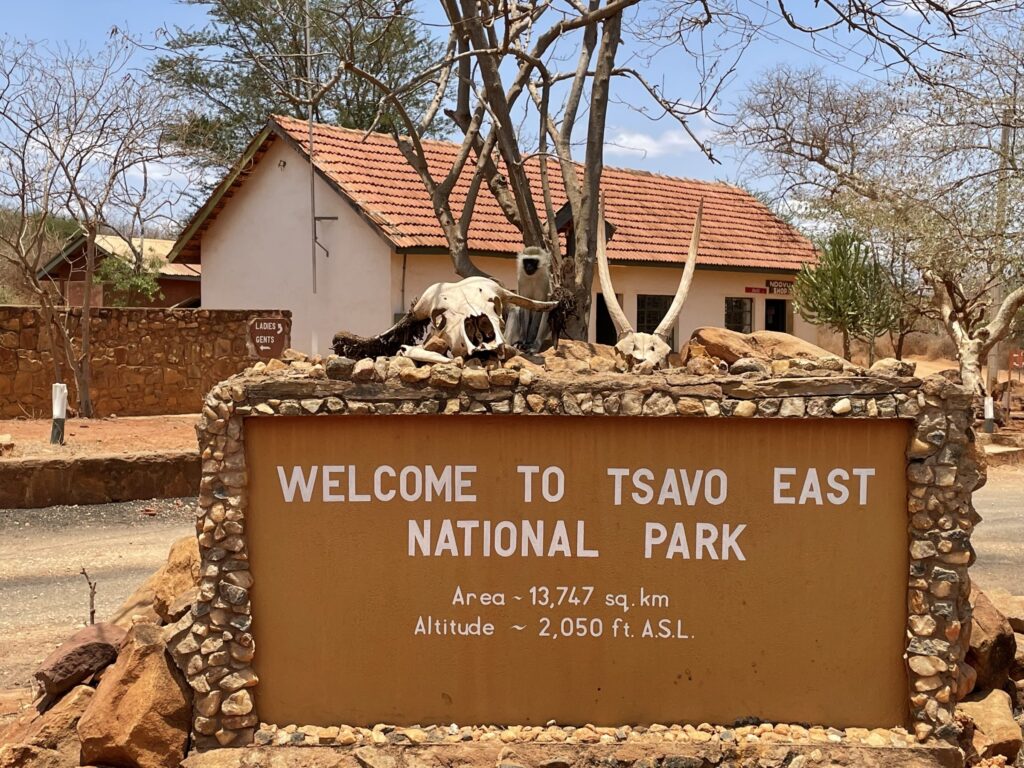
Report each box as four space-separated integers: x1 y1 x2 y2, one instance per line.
50 383 67 445
983 395 995 434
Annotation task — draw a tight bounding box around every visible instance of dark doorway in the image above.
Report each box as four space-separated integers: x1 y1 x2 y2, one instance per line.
765 299 790 333
595 294 619 345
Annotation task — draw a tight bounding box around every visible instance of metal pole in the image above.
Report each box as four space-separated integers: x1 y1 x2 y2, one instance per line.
306 0 316 297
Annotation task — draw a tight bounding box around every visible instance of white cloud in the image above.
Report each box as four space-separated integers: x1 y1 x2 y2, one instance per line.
604 128 703 159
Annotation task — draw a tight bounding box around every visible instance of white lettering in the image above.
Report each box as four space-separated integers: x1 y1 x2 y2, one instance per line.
644 522 667 558
826 468 850 505
852 468 875 504
277 465 318 502
322 465 345 502
774 467 796 504
607 468 630 506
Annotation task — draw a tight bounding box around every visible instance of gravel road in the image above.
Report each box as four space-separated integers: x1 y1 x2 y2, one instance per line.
972 466 1024 594
0 498 194 696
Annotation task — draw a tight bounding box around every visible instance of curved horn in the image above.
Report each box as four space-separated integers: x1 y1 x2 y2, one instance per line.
654 198 703 340
594 198 632 336
498 288 558 312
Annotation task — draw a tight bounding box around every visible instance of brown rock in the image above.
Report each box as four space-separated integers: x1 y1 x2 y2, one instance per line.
0 686 93 768
152 538 201 623
987 589 1024 634
33 625 125 698
1013 633 1024 682
0 744 67 768
869 358 916 377
966 588 1017 691
109 536 200 627
690 327 850 366
77 623 191 768
957 689 1023 761
956 662 978 701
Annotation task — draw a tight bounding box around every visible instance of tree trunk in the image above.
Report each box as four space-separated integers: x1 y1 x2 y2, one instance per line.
565 282 592 342
894 328 906 360
842 330 851 362
959 339 984 397
868 338 876 367
76 233 96 418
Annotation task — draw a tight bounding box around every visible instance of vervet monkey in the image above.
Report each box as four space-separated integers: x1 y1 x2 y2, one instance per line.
505 247 552 352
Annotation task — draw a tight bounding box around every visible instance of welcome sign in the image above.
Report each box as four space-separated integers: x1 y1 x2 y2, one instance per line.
244 415 909 729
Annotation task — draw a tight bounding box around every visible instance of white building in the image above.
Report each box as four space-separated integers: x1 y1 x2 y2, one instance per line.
169 116 817 355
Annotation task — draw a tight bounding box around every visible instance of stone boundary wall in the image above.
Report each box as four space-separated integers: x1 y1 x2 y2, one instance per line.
167 354 982 752
0 306 291 418
0 450 200 509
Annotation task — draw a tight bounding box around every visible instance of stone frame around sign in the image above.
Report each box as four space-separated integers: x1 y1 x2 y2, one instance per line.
167 358 982 751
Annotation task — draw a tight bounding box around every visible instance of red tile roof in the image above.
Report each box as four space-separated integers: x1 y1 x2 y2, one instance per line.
174 115 816 272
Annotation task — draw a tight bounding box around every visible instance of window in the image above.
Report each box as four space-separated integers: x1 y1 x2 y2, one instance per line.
637 294 675 347
724 297 753 333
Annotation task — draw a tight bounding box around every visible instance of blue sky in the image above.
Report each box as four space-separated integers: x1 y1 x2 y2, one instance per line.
2 1 904 188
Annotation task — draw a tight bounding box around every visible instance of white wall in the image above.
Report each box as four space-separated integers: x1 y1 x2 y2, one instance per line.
395 253 815 347
201 140 394 355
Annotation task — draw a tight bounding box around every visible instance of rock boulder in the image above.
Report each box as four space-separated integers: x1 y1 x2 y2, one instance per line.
966 588 1017 691
0 685 94 768
109 535 199 627
0 744 67 768
33 624 125 698
987 589 1024 634
869 358 917 377
689 328 850 368
77 622 191 768
957 689 1023 762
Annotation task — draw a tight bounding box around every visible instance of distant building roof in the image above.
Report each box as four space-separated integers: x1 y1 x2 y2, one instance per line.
39 234 200 281
171 115 816 272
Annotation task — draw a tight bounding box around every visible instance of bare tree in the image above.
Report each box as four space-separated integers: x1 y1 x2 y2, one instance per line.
0 38 193 416
728 24 1024 395
183 0 1019 339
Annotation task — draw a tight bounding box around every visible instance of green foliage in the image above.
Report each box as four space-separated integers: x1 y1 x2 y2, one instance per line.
93 256 163 307
794 231 899 361
153 0 442 169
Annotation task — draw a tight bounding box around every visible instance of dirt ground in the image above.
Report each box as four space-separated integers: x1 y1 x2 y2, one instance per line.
0 414 199 459
0 497 194 720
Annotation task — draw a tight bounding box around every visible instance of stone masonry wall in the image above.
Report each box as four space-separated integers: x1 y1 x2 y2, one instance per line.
166 347 982 753
0 306 291 418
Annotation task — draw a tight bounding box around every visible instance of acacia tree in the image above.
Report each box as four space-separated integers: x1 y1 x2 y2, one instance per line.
186 0 1015 339
152 0 442 170
0 38 193 416
729 27 1024 395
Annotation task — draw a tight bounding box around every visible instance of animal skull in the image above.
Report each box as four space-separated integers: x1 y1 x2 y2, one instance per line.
403 276 557 360
596 198 703 373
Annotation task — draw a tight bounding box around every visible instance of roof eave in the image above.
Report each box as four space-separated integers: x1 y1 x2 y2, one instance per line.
167 125 275 264
35 232 96 279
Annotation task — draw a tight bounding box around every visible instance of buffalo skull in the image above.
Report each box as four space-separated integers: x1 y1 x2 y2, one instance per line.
401 276 556 361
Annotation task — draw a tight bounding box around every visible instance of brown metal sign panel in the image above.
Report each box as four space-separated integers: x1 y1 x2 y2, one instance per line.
245 416 909 729
248 317 287 358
